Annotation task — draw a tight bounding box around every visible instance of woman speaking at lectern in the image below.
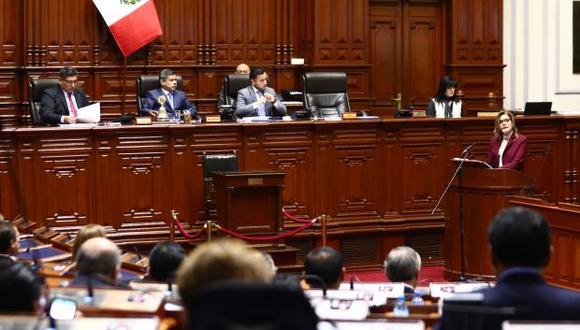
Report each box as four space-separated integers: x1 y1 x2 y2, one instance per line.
487 110 528 170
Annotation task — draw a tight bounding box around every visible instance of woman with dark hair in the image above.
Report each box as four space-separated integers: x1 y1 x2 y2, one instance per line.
487 110 528 170
426 76 462 118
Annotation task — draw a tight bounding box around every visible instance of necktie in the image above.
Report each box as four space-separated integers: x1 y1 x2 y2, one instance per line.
167 92 174 110
256 90 266 117
67 93 78 117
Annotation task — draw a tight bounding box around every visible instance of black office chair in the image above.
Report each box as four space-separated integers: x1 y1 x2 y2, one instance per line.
136 75 184 113
302 72 350 118
221 74 250 119
202 152 239 220
186 282 318 330
28 79 59 125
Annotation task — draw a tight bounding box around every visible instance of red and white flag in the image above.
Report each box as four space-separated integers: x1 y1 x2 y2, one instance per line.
92 0 163 57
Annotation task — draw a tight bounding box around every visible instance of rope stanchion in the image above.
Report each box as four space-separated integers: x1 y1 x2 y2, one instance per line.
282 208 313 224
174 218 207 240
213 218 318 242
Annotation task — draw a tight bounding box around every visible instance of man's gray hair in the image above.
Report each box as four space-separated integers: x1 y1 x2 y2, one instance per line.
76 237 121 278
159 68 175 81
384 246 421 283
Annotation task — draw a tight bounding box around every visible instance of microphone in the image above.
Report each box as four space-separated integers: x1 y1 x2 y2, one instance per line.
349 276 363 290
460 142 476 157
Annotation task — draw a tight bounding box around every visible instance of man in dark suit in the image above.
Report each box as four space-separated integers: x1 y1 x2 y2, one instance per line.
435 207 580 329
303 247 344 290
40 66 90 125
140 68 197 119
69 237 128 289
0 220 20 268
384 246 421 294
235 66 287 118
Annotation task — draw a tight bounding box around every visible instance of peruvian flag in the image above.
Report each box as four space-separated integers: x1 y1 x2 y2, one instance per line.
92 0 163 57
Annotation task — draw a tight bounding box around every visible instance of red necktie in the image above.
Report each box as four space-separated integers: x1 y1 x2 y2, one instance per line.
67 92 78 117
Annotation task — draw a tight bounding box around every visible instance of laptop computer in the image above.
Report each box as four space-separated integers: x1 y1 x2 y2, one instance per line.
524 102 552 115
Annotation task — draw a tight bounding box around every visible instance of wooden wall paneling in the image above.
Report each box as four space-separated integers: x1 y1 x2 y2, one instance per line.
322 121 383 222
153 0 198 66
369 1 402 115
382 121 402 216
115 127 171 225
563 122 580 203
447 0 504 112
17 129 94 227
403 2 443 108
259 122 316 220
168 126 195 224
0 0 22 67
398 124 445 214
94 128 121 228
0 129 18 218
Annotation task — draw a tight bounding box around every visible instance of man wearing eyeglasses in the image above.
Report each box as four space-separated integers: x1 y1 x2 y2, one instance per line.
39 66 90 125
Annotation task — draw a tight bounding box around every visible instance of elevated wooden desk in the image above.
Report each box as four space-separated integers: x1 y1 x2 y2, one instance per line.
1 116 579 272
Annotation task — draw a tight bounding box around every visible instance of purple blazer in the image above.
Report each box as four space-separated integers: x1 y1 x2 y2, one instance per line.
487 133 528 170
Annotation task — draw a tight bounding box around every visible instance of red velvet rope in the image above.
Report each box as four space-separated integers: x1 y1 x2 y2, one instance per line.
214 219 317 241
282 209 313 223
173 219 206 240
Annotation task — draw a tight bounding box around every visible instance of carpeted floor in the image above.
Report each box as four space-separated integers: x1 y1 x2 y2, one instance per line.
345 265 445 285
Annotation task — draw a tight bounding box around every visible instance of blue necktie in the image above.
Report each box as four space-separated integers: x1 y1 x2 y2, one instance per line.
167 92 174 110
256 90 266 117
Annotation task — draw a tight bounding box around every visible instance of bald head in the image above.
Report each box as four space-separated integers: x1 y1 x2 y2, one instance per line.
76 237 121 280
235 63 250 74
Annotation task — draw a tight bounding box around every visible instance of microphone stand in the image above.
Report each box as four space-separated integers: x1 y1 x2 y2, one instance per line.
432 147 473 281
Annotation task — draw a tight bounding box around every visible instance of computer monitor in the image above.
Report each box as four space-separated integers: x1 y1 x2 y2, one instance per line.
524 102 552 116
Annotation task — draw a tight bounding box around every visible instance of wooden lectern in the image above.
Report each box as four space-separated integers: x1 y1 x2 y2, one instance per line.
212 171 285 235
444 165 534 280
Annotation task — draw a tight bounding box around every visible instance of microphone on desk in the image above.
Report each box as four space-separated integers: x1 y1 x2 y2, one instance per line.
349 276 363 290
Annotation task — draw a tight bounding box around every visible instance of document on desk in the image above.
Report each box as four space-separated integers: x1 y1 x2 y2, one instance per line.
77 102 101 123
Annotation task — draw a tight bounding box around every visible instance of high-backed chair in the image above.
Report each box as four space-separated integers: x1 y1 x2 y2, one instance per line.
202 152 239 220
223 74 250 108
186 282 318 330
28 79 59 125
302 72 350 118
136 75 184 113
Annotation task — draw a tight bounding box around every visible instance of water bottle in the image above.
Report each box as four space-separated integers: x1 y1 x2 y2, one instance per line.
393 295 409 317
412 291 424 305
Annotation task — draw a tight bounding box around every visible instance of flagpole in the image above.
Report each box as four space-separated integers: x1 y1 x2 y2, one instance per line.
121 56 127 114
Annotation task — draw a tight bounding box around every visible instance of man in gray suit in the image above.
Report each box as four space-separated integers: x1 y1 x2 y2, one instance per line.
235 66 287 118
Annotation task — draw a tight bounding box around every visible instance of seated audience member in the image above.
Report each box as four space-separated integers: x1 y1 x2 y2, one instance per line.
0 262 41 313
217 63 250 109
303 246 344 290
39 66 90 125
262 252 278 279
235 66 287 118
426 75 462 118
435 207 580 330
143 240 185 283
384 246 421 294
69 237 126 288
0 220 20 267
140 68 197 119
176 239 272 307
71 224 107 260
